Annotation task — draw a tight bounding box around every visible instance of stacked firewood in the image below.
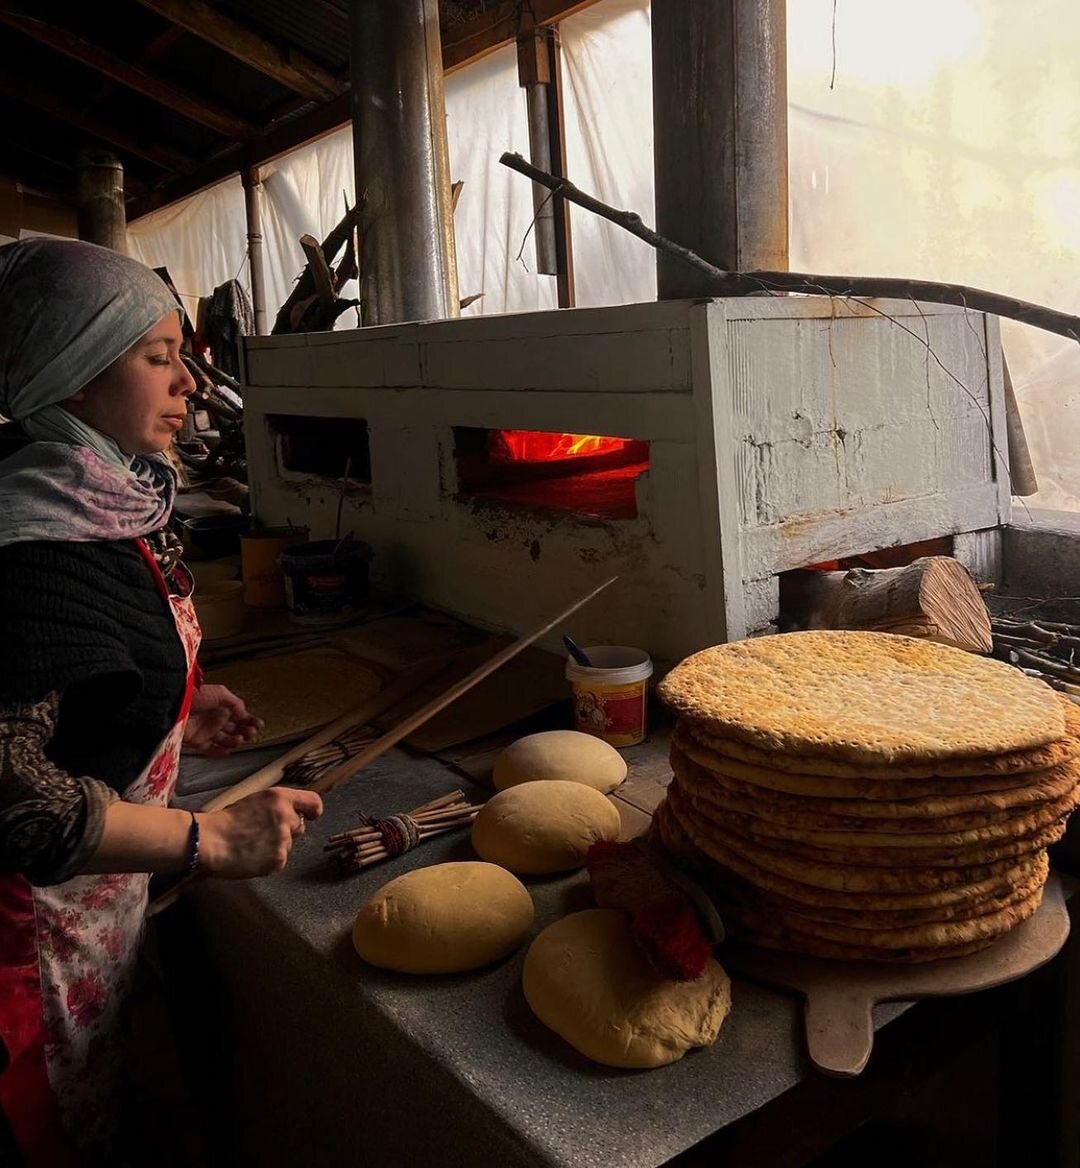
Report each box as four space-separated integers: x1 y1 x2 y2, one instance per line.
991 618 1080 703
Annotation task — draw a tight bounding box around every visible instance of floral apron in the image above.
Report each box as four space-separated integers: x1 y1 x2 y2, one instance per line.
0 539 200 1166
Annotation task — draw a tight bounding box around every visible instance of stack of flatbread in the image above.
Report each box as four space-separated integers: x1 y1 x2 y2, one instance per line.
653 631 1080 962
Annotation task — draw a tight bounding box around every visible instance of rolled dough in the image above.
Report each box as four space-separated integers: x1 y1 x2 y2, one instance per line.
471 780 621 874
493 730 627 794
352 862 534 974
523 909 731 1068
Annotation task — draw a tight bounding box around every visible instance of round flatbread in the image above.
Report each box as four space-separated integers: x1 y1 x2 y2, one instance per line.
652 801 1047 912
721 885 1043 953
658 786 1055 892
658 633 1066 766
716 861 1047 931
677 694 1080 781
670 745 1080 829
672 721 1077 802
672 768 1080 849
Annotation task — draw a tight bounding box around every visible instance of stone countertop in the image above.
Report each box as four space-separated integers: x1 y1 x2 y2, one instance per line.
181 744 909 1168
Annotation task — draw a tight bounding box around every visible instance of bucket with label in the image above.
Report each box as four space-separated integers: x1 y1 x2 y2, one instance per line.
279 538 373 624
565 646 653 747
240 526 308 608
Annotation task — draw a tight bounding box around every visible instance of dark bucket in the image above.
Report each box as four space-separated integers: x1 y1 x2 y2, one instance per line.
279 539 372 624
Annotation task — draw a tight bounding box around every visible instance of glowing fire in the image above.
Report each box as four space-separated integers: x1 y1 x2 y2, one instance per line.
491 430 635 463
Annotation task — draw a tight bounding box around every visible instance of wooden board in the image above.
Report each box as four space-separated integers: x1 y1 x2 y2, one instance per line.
724 874 1070 1078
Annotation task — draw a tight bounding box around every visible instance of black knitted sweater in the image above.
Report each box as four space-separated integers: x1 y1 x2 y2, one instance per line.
0 539 187 790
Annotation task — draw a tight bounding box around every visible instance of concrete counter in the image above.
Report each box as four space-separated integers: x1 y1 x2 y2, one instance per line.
175 747 922 1168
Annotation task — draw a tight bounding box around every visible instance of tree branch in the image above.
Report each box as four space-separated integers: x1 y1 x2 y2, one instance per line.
499 152 1080 344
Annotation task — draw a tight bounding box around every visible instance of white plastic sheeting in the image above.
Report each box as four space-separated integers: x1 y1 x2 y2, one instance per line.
787 0 1080 513
127 175 246 326
561 0 656 307
128 0 1079 509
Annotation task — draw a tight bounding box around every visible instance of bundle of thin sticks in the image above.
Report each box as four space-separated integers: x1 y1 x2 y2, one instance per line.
325 789 481 871
991 617 1080 702
281 725 380 788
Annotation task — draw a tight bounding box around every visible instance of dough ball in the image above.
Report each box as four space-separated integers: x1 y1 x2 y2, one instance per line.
472 781 621 874
523 909 731 1068
493 730 628 794
353 862 534 974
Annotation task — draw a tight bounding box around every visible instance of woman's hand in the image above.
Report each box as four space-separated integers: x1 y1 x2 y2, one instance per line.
183 684 262 757
198 787 324 877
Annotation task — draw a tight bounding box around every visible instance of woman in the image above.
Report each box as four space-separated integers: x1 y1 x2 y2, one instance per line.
0 238 322 1166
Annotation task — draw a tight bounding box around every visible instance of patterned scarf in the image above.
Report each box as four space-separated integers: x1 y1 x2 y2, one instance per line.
0 443 177 550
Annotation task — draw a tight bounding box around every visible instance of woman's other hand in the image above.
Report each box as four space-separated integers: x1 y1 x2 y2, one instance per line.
198 787 324 877
183 683 262 756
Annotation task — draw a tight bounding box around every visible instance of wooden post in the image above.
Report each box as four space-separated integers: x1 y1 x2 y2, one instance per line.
518 17 557 276
242 165 268 335
651 0 788 297
77 148 126 253
548 26 575 308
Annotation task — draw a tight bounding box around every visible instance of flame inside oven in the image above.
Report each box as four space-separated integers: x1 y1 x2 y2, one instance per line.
490 430 637 464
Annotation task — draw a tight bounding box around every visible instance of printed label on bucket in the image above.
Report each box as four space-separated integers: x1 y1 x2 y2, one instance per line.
572 681 647 747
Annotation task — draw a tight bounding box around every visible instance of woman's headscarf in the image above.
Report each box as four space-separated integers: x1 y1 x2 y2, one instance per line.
0 238 183 548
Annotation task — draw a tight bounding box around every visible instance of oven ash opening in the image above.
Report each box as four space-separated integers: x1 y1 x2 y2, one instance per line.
453 427 650 520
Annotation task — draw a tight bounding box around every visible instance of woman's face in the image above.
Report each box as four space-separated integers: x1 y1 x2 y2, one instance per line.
65 313 196 456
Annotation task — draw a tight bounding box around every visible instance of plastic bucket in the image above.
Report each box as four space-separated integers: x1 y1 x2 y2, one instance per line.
565 645 653 747
193 580 245 641
279 539 372 624
240 526 308 608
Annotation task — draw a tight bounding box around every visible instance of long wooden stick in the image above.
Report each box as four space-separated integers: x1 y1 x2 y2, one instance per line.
309 575 618 795
147 655 457 916
150 576 616 914
499 152 1080 344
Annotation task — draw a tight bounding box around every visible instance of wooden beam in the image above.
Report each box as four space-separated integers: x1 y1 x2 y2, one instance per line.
130 0 603 222
133 0 345 102
92 23 186 107
0 9 255 139
0 74 192 173
442 0 602 71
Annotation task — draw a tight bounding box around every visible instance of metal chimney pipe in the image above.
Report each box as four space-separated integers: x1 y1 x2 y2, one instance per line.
350 0 459 325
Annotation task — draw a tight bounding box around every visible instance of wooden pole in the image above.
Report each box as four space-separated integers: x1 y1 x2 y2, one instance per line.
651 0 788 297
242 165 268 336
77 149 127 254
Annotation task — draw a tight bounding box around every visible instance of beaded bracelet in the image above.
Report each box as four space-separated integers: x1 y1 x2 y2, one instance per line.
186 811 201 875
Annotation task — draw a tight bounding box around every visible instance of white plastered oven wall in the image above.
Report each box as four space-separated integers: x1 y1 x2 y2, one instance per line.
241 295 1008 664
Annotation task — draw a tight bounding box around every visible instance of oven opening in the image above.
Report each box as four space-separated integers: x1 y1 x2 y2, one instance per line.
452 427 650 519
269 415 372 482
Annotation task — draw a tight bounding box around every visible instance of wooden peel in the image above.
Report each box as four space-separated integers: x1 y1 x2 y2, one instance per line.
198 653 456 813
724 874 1070 1077
150 576 617 914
